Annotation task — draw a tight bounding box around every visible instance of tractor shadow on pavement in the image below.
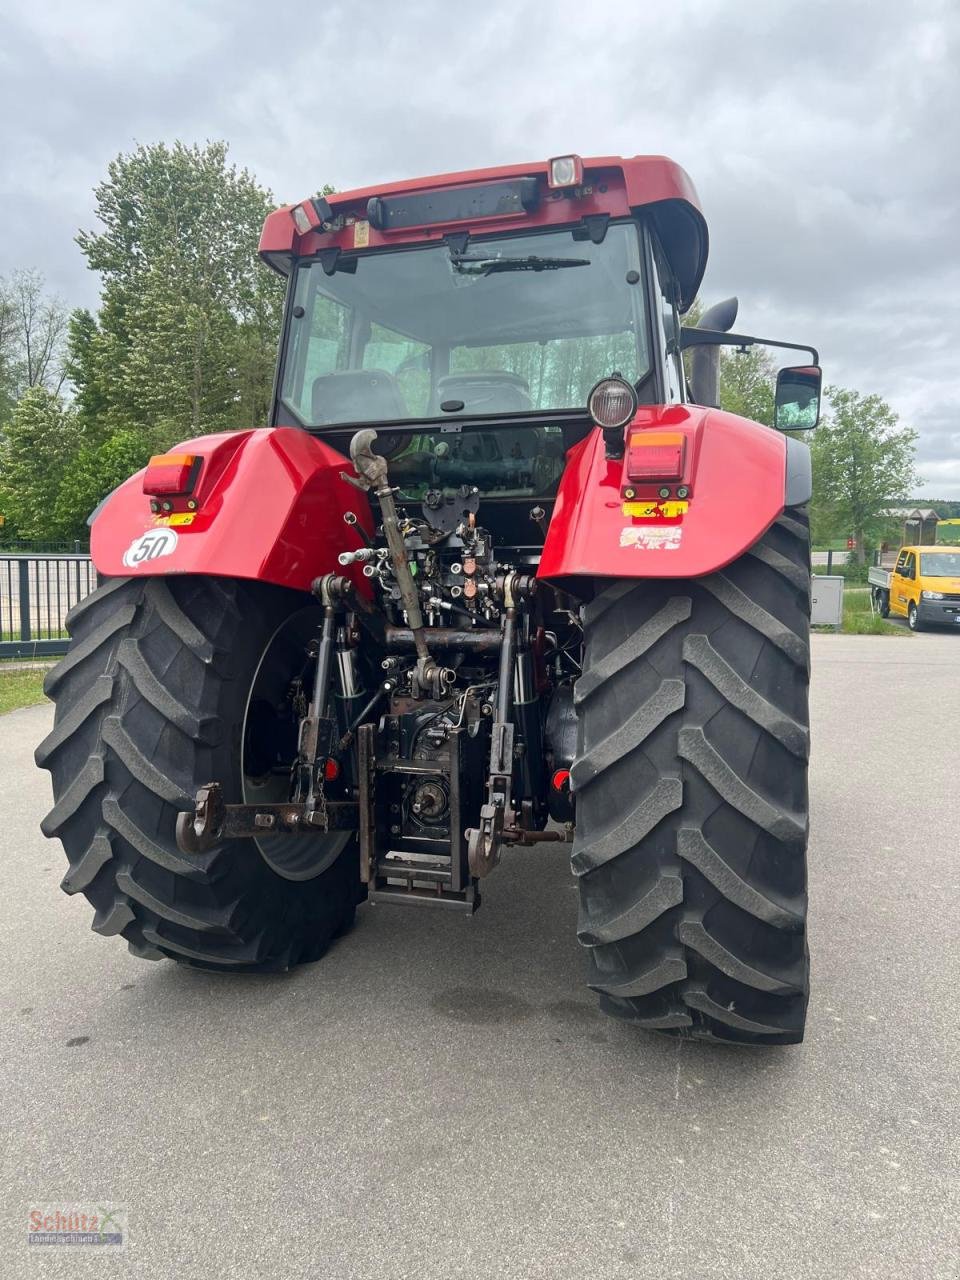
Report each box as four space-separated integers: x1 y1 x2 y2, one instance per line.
129 841 801 1096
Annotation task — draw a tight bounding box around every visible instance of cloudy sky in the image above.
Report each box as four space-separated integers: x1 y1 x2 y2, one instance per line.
2 0 958 495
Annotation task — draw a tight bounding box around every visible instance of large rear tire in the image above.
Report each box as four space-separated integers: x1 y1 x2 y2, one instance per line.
571 509 811 1043
37 575 361 971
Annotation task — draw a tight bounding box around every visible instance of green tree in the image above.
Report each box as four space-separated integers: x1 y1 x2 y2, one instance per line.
810 386 921 564
0 388 82 538
0 287 15 425
719 345 776 426
75 140 285 445
63 308 111 433
0 270 69 420
52 427 154 539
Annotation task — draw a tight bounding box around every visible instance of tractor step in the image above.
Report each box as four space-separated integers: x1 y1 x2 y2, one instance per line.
370 849 479 912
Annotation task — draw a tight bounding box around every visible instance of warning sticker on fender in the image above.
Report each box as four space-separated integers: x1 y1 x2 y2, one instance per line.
122 527 179 567
152 512 194 527
621 500 689 519
620 526 683 551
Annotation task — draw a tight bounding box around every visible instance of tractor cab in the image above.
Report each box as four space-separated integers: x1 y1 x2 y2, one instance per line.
262 157 705 454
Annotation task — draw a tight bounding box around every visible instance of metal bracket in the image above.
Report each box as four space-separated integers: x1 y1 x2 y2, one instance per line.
175 782 358 855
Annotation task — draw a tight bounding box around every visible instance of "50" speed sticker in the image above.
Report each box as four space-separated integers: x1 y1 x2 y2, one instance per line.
122 528 179 568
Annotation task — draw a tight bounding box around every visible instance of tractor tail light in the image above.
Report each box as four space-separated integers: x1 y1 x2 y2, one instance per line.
551 769 571 791
323 757 340 782
625 432 685 482
142 454 202 497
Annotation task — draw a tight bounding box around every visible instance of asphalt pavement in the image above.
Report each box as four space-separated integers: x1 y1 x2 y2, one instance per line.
1 633 958 1279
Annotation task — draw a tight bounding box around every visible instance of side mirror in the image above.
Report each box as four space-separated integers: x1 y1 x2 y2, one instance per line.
775 365 822 430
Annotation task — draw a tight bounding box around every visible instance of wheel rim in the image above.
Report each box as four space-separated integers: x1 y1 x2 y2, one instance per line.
909 606 917 629
241 606 352 881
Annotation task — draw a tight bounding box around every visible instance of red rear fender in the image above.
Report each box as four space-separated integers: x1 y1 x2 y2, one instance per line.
539 406 798 586
91 427 374 597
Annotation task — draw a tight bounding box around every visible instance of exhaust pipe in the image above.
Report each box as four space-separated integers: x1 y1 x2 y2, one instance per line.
689 296 738 409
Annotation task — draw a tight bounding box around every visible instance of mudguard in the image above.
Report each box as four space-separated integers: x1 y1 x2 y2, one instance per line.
91 427 374 597
539 405 807 585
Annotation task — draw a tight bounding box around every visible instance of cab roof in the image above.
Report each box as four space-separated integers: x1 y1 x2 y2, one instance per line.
260 155 708 310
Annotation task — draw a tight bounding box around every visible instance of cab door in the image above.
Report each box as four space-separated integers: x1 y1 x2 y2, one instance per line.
890 549 911 615
906 552 921 610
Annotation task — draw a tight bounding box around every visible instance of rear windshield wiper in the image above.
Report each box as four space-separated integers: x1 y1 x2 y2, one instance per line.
451 254 591 276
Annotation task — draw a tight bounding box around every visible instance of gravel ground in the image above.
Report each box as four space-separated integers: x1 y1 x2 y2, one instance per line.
1 632 958 1279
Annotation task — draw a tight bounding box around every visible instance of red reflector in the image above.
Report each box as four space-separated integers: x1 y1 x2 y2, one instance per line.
142 453 201 496
626 432 685 482
323 757 340 782
551 768 571 791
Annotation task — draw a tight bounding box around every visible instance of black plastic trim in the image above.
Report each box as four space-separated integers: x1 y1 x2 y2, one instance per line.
785 437 813 506
367 178 540 232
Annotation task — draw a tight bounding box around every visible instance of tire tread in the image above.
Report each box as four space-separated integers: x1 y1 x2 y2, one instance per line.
572 508 811 1043
38 575 359 971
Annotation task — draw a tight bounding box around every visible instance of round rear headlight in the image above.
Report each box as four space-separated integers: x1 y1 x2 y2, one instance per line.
587 377 638 430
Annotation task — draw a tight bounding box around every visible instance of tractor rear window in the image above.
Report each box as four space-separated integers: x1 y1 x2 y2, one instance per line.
388 424 567 500
279 224 651 428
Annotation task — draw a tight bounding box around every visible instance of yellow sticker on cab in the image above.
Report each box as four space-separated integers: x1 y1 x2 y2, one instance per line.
621 500 689 519
354 220 370 249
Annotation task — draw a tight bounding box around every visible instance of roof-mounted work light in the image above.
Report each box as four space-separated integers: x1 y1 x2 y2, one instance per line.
290 196 334 235
548 154 584 188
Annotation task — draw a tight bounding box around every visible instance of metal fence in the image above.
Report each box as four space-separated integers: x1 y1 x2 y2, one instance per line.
0 555 97 659
0 539 90 555
810 550 850 568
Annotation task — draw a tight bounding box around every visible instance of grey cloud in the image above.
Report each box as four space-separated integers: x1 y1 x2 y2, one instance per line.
1 0 958 494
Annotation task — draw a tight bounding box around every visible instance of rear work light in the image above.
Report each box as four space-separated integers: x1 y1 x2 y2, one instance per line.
142 453 202 497
625 432 686 482
548 155 584 188
290 196 334 235
588 376 638 431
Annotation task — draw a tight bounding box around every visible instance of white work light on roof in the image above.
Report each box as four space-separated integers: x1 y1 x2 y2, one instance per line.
290 196 335 236
291 203 313 234
548 155 583 188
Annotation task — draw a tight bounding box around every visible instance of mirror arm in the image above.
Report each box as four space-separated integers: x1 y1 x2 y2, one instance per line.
680 327 819 365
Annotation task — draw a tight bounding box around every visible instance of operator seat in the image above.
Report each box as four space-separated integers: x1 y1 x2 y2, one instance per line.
432 371 534 416
311 369 407 425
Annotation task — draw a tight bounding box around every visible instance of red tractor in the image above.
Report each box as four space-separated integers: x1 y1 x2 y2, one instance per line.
38 154 820 1043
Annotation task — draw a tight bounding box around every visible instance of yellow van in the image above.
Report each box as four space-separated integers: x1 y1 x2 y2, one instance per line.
871 545 960 630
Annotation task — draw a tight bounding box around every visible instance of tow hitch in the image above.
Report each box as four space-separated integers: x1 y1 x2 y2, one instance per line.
176 571 360 857
175 782 359 855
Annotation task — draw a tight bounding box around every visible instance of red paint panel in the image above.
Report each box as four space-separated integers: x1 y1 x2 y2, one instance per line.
91 428 374 597
538 406 787 583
